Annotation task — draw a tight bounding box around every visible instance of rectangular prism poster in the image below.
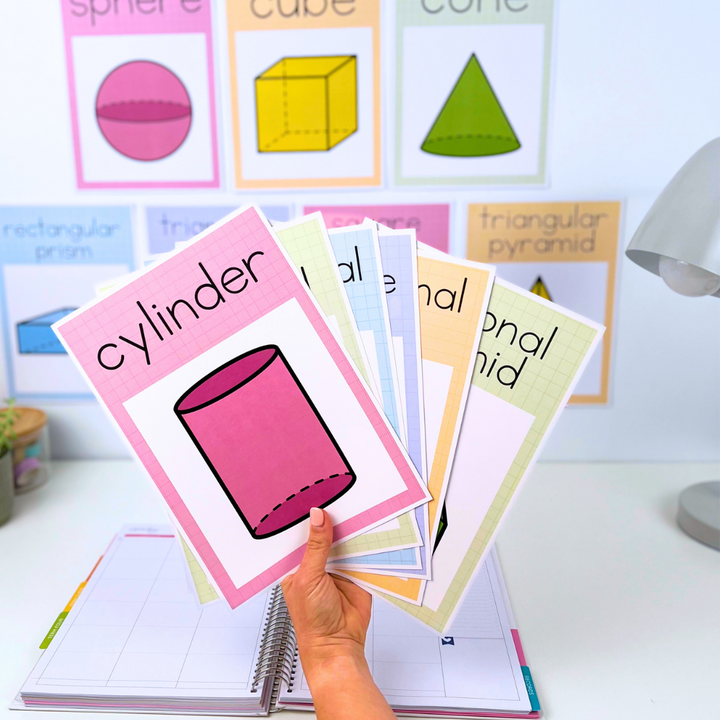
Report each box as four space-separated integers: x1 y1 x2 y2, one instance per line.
226 0 381 189
60 0 220 189
394 0 555 186
467 201 621 404
0 206 134 399
305 203 450 252
54 207 429 608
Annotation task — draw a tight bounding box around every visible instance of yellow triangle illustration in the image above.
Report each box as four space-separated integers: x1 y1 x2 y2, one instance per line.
530 276 552 302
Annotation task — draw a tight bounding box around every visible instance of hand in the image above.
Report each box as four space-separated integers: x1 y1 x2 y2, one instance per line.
281 509 396 720
281 507 371 672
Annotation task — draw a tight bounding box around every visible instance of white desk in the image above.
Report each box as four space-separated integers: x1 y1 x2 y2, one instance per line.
1 461 718 719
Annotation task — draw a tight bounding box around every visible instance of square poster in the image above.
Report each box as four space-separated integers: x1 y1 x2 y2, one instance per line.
305 203 450 252
226 1 381 189
394 0 555 186
60 0 220 189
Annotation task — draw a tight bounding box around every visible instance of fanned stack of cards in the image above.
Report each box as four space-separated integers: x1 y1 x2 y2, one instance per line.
35 206 603 715
59 206 604 622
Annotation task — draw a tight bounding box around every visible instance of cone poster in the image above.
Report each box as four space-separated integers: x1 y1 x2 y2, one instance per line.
394 1 555 186
421 55 520 158
466 201 622 405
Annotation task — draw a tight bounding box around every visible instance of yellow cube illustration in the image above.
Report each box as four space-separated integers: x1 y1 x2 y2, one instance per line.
255 56 358 153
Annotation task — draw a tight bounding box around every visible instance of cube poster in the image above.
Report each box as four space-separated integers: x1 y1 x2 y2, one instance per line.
394 0 555 187
226 0 381 189
0 207 134 399
60 0 220 189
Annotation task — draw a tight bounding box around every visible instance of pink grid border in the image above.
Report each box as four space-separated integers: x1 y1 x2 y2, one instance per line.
57 208 426 608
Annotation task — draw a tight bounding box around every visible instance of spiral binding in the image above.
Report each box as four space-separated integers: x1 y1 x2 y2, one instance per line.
251 585 298 707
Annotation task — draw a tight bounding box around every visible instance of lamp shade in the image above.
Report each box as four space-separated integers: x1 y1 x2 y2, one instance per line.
626 138 720 298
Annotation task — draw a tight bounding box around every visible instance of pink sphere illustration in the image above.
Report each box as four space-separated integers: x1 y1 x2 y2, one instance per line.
95 60 192 162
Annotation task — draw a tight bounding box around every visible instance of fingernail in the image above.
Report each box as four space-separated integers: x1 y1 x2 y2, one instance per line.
310 508 324 527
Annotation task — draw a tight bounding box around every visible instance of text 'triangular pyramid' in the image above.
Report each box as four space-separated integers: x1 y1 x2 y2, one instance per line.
421 54 520 158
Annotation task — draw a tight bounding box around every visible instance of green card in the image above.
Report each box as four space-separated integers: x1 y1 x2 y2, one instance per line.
382 278 604 632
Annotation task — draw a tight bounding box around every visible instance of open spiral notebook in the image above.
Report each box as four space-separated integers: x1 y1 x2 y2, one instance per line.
16 525 540 718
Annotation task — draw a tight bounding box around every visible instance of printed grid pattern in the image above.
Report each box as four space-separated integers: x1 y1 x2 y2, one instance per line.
330 546 419 568
329 228 401 436
274 218 371 386
371 231 429 574
384 284 598 630
329 510 419 558
378 234 423 475
275 218 419 558
339 255 492 602
57 208 427 608
418 256 491 539
328 226 422 559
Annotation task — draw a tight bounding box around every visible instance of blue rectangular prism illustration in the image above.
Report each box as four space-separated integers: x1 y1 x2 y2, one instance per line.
17 309 76 354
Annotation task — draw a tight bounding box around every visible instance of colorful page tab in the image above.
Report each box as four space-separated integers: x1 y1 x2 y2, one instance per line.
226 0 381 189
394 0 555 186
0 206 134 400
383 279 604 633
54 206 429 609
306 204 450 252
467 201 621 403
147 206 292 254
60 0 219 189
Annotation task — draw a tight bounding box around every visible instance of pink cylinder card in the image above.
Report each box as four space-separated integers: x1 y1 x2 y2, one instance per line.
174 345 356 539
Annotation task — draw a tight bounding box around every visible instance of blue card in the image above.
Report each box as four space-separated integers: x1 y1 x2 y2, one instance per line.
329 223 403 439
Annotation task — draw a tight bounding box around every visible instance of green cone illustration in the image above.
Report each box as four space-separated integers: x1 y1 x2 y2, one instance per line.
421 54 520 158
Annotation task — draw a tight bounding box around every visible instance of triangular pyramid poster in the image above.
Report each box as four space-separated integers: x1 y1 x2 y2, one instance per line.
421 54 521 157
530 276 552 301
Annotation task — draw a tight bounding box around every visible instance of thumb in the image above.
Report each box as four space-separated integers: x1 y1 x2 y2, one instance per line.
298 507 333 582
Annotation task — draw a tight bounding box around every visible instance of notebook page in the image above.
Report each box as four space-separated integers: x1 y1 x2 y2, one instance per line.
281 552 531 713
21 526 271 704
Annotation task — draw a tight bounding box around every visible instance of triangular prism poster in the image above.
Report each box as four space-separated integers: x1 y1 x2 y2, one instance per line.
421 54 520 158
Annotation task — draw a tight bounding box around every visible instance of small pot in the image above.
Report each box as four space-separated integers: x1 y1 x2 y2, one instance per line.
0 450 14 527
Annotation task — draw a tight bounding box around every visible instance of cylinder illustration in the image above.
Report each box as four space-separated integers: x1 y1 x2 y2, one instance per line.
174 345 356 539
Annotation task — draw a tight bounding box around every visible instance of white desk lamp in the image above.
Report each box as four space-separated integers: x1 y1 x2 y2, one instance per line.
626 137 720 550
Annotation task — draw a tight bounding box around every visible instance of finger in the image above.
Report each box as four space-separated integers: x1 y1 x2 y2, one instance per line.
298 507 333 583
280 573 295 592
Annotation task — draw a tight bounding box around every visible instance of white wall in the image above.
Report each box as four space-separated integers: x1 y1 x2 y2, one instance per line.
0 0 718 461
